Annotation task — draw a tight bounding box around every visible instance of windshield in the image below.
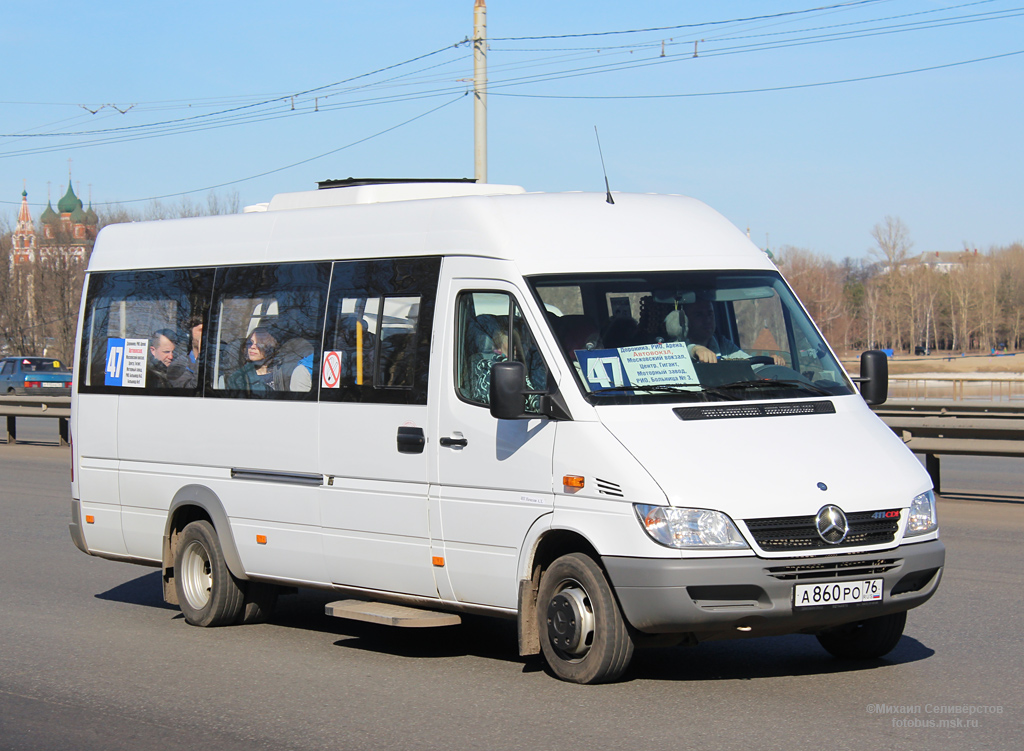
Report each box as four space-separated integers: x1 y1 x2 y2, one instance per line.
529 270 854 404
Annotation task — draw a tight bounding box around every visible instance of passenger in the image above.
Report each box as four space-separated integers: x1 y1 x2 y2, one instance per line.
226 327 280 393
170 315 203 389
470 317 546 408
682 301 784 365
148 329 177 388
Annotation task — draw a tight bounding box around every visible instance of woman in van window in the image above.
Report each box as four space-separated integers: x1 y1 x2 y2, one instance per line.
469 317 544 409
227 327 279 393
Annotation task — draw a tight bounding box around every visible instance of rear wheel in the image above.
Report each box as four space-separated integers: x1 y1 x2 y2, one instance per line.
816 611 907 659
537 553 634 684
174 520 244 627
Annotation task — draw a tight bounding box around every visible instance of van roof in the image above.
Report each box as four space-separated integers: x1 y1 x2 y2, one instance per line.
87 187 775 276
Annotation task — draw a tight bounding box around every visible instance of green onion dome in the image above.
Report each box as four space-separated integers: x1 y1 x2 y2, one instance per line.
57 183 83 214
40 201 58 224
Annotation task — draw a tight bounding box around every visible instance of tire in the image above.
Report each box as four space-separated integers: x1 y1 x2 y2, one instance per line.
536 553 634 684
816 611 907 660
237 581 279 625
174 520 245 627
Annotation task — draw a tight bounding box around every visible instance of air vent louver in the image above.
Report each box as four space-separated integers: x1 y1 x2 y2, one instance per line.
674 400 836 422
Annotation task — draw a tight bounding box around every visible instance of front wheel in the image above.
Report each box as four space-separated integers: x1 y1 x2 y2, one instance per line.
174 520 245 627
816 611 907 659
537 553 634 684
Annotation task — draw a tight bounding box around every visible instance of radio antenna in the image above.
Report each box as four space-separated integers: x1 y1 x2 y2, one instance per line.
594 126 614 205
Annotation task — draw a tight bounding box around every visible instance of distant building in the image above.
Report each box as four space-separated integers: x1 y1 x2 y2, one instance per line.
10 182 97 267
911 249 980 273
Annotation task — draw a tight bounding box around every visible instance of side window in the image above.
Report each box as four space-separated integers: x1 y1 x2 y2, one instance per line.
321 257 440 405
208 262 330 400
77 269 214 395
0 361 12 376
455 291 548 410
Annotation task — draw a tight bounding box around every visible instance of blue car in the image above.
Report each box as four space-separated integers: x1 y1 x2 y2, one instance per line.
0 357 72 396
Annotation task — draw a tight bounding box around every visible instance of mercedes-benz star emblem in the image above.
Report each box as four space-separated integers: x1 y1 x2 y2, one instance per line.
815 504 849 544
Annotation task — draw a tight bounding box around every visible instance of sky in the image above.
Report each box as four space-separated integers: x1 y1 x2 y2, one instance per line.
2 0 1022 261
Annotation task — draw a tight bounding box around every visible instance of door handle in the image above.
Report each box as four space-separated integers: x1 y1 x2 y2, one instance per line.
439 436 468 448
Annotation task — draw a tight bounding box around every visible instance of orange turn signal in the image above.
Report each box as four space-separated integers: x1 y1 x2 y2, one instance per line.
85 515 95 524
432 556 445 567
256 534 267 545
563 475 585 489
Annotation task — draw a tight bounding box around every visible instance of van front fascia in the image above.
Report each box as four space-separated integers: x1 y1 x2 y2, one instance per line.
602 539 945 636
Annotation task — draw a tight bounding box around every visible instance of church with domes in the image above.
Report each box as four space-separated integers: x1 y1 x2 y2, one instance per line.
11 180 98 266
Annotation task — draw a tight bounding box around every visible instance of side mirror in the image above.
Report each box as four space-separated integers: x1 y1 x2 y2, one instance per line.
490 361 528 420
858 350 888 406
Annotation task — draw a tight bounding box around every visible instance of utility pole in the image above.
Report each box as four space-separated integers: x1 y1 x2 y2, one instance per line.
474 0 487 183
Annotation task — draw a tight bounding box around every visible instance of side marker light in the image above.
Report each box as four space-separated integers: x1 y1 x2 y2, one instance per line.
563 475 585 489
256 534 267 545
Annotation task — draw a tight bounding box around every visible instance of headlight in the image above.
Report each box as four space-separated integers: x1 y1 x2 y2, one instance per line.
634 504 749 549
905 490 938 536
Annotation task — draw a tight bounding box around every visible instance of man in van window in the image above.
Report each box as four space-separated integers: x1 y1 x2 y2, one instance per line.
149 329 177 388
150 330 176 367
682 301 785 365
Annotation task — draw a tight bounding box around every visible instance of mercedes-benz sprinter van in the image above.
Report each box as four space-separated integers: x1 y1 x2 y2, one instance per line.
70 181 943 683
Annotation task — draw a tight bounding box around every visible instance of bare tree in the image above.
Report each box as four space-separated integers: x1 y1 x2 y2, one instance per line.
996 243 1024 350
776 246 847 346
870 216 914 269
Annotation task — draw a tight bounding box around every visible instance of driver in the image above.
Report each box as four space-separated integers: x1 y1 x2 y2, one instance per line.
682 301 785 365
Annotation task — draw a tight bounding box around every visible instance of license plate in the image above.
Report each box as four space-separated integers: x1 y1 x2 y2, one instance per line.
42 382 65 388
794 579 883 608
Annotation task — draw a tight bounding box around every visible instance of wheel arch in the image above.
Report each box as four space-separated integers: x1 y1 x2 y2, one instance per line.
517 526 603 657
162 484 248 606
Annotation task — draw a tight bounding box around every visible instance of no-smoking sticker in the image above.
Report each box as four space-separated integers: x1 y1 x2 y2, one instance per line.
321 350 344 389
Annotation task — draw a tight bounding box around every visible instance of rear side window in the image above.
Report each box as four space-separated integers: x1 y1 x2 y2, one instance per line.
207 262 330 400
321 257 440 405
78 269 214 395
21 358 66 372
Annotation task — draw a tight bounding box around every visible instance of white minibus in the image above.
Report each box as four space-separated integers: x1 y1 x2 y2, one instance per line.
70 180 944 683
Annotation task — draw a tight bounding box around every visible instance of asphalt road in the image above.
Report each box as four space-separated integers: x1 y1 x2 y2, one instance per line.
0 444 1020 751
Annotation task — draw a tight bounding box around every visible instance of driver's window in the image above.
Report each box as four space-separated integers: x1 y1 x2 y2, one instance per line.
455 291 548 409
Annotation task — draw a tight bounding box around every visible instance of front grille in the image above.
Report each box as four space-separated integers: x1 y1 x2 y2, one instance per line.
745 509 901 552
765 557 901 581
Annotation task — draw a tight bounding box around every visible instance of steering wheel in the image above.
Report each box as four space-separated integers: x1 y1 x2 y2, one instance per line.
743 355 775 365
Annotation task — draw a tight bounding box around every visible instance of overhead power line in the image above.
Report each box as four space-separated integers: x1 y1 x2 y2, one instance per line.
487 49 1024 100
92 93 468 205
488 1 887 40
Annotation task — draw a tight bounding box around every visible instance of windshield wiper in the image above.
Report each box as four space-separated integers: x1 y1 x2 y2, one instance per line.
715 378 835 397
591 383 743 400
592 384 693 394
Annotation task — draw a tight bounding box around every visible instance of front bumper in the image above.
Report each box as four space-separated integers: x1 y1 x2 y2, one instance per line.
603 539 944 638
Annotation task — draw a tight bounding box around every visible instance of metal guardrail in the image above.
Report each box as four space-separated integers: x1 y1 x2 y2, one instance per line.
4 395 1020 493
870 399 1024 493
0 395 70 446
888 374 1024 401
